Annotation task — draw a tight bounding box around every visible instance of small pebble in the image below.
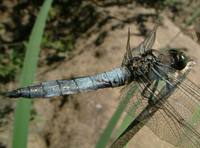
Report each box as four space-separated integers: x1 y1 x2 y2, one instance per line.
96 103 103 111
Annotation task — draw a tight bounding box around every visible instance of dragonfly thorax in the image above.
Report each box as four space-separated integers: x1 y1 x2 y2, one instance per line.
127 49 159 80
125 48 188 82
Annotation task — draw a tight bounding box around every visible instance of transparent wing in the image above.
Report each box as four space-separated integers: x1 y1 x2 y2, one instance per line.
122 24 158 66
136 24 158 54
118 81 149 124
111 76 173 148
110 81 150 148
117 59 200 148
146 89 200 148
143 62 200 147
121 28 133 66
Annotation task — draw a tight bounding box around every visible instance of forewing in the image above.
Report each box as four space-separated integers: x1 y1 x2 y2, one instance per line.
136 24 158 54
122 28 132 66
122 25 158 66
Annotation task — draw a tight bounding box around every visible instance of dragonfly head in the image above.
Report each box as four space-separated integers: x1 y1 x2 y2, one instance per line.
169 49 188 70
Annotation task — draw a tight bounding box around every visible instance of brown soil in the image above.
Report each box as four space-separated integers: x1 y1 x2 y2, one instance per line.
31 15 200 148
1 3 200 148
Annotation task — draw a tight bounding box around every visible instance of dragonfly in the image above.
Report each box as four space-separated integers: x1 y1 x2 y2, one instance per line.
2 25 200 148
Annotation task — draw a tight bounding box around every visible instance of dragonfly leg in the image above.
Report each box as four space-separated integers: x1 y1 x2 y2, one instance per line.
142 80 159 104
141 82 152 99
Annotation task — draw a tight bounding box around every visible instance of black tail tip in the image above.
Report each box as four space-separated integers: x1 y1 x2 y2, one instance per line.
0 90 20 98
0 92 7 97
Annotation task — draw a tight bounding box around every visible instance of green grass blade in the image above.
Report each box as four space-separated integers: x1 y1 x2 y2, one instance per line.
116 99 140 137
114 101 140 148
113 85 139 148
113 81 163 147
96 84 138 148
12 1 53 148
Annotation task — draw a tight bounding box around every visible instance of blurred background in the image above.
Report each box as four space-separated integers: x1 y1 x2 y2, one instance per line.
0 0 200 148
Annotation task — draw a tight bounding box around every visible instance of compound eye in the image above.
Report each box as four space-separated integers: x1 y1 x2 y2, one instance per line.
169 49 188 70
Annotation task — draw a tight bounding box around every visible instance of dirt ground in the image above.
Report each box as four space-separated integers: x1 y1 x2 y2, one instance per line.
1 3 200 148
30 15 200 148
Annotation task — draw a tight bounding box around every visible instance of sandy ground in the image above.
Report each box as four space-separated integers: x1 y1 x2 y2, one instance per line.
1 6 200 148
23 15 200 148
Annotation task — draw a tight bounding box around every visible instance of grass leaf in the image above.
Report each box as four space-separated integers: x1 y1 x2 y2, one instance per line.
96 83 138 148
12 1 53 148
